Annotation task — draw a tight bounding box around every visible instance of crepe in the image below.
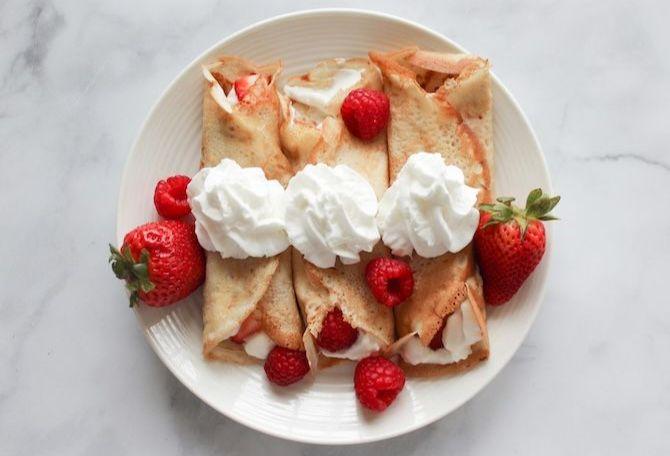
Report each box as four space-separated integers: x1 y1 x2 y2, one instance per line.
369 48 493 376
200 56 303 363
278 58 395 369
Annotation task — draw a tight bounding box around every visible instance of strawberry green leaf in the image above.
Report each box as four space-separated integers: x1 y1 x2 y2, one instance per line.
496 196 515 205
525 188 543 208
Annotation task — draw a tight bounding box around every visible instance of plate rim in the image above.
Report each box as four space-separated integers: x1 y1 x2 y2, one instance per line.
117 8 553 445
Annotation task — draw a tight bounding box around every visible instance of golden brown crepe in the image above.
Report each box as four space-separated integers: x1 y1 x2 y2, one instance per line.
370 48 493 376
278 58 394 369
200 56 303 363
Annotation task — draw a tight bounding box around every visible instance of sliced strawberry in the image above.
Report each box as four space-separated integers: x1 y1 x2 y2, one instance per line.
234 74 259 101
230 314 262 344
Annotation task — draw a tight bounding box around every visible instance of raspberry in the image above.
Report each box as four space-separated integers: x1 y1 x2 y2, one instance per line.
153 175 191 219
264 346 310 386
316 307 358 352
365 258 414 307
354 356 405 412
340 88 390 141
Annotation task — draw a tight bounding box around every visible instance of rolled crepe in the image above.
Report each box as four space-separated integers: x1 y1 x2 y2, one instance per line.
370 48 493 376
278 58 394 369
200 56 303 363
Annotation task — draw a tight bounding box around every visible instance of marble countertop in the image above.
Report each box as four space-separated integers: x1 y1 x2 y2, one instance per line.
2 0 669 454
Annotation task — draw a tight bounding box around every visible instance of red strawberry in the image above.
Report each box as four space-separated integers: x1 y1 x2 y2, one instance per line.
230 314 262 344
474 188 560 306
110 220 205 307
340 88 390 141
316 307 358 352
429 319 447 350
234 74 259 101
354 356 405 412
365 258 414 308
264 346 310 386
153 175 191 219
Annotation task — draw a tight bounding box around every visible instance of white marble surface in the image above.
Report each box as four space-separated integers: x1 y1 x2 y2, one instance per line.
1 0 669 454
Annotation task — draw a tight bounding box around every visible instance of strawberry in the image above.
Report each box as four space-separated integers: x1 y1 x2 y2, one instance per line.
340 88 390 141
264 346 310 386
230 314 262 344
110 220 205 307
153 175 191 219
474 188 560 306
365 258 414 308
234 74 259 101
429 319 447 350
316 307 358 352
354 356 405 412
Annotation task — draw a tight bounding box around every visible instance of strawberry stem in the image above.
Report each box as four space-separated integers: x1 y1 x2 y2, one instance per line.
109 244 155 307
479 188 560 237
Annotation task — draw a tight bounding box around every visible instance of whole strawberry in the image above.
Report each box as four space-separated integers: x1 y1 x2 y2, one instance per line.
110 220 205 307
474 188 560 306
341 88 390 141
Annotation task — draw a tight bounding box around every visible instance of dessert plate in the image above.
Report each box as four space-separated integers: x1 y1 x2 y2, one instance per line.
117 9 552 444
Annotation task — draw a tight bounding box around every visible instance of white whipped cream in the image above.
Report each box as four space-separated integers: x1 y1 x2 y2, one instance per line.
400 299 482 365
243 332 275 360
377 152 480 258
283 68 361 116
320 330 382 360
285 163 380 268
187 158 289 259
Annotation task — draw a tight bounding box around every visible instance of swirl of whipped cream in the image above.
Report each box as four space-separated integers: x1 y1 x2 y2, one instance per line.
187 159 289 259
377 152 480 258
285 163 380 268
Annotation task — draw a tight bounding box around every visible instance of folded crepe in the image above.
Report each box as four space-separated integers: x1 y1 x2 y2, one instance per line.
200 56 303 363
278 58 394 368
370 48 493 376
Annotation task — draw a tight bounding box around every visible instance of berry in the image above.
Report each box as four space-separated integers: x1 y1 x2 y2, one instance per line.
153 175 191 219
316 308 358 352
234 74 259 101
365 258 414 307
264 346 310 386
354 356 405 412
230 314 263 344
110 220 205 307
340 88 390 141
474 188 560 305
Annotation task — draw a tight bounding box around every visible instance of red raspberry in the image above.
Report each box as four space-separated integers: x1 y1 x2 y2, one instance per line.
153 175 191 219
264 346 310 386
365 258 414 307
340 88 390 141
354 356 405 412
316 307 358 352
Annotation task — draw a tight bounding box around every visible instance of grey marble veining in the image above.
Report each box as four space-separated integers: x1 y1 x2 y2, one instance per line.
1 0 669 454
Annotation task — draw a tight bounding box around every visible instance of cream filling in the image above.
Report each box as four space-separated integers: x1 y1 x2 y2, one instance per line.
320 330 382 360
243 332 275 360
400 299 482 365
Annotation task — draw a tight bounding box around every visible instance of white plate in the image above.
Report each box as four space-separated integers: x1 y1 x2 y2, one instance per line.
117 9 552 445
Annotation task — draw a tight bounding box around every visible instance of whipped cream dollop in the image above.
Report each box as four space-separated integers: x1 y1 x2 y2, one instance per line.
243 332 275 360
187 158 289 259
285 163 380 268
283 68 362 116
320 330 382 360
377 152 480 258
400 299 482 365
